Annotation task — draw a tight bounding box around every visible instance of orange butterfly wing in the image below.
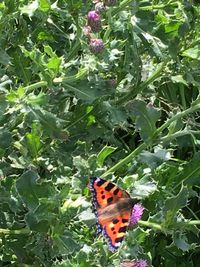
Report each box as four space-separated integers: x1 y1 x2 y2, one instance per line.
89 177 135 252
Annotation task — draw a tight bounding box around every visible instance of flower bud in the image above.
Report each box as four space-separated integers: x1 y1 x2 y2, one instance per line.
120 259 148 267
95 2 105 14
87 10 102 32
89 38 104 54
105 0 117 6
83 25 92 37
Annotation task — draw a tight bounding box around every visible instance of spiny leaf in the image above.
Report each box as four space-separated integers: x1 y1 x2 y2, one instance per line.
163 186 189 228
16 170 39 210
129 99 161 142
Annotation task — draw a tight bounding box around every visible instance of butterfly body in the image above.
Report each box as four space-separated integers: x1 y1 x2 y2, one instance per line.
89 177 137 252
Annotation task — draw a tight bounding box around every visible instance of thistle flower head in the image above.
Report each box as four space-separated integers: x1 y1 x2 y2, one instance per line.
89 38 104 54
87 10 102 32
120 259 148 267
83 25 92 37
95 2 105 14
135 259 148 267
130 203 144 225
87 10 101 22
105 0 117 6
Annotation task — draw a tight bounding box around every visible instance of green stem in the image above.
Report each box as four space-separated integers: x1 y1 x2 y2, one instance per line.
138 220 162 231
153 103 200 138
24 81 48 94
24 68 87 94
0 228 30 235
53 68 87 84
138 219 200 230
188 220 200 225
139 3 178 11
112 0 134 16
102 101 200 177
160 130 200 143
116 61 167 106
101 143 146 177
179 84 187 110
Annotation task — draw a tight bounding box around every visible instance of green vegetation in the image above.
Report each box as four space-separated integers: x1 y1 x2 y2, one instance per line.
0 0 200 266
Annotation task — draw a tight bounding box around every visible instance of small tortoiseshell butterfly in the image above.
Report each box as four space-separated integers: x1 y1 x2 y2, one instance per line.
89 177 137 252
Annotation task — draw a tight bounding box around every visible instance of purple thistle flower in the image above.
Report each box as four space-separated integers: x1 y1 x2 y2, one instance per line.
135 259 148 267
130 203 144 225
89 38 104 54
87 10 102 32
120 259 148 267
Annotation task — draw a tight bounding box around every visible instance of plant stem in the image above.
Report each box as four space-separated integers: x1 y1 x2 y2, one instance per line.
116 60 166 106
24 81 48 94
112 0 134 16
53 68 87 83
0 228 30 235
139 3 178 11
153 103 200 138
138 220 200 230
102 101 200 177
101 143 146 177
138 220 162 230
160 130 200 143
188 220 200 225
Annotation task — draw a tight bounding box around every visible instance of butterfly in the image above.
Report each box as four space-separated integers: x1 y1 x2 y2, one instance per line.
89 177 137 252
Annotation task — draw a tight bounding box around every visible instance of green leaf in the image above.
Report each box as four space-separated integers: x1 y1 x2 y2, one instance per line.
97 145 117 167
30 108 67 139
173 232 191 251
163 186 189 228
25 211 49 232
25 124 42 158
182 45 200 60
54 231 79 254
131 175 157 198
78 208 95 226
47 56 61 72
130 100 161 142
16 170 39 210
0 129 12 149
20 0 39 17
176 152 200 186
26 92 49 106
171 75 188 86
138 147 171 169
39 0 50 12
0 49 10 65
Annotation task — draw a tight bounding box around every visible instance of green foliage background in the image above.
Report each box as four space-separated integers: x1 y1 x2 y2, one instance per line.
0 0 200 266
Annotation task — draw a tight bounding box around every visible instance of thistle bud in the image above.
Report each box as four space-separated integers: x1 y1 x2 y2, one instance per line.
105 0 117 6
89 38 104 54
95 2 105 14
87 10 102 32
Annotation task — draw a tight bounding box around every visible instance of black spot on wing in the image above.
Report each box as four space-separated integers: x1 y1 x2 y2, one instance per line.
112 218 119 224
107 197 113 204
96 178 106 187
113 188 119 195
119 226 127 233
122 218 129 223
105 182 115 191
